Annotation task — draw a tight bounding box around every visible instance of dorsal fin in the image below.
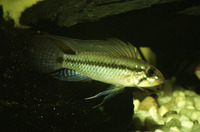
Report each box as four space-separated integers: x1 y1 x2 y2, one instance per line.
40 35 76 55
44 35 139 59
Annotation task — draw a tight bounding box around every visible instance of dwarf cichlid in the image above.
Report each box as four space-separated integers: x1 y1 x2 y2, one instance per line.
29 35 164 107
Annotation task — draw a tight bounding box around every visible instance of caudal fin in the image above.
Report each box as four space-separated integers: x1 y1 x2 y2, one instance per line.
28 36 64 73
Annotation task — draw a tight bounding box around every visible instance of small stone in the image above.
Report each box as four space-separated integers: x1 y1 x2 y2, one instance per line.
193 97 200 110
169 126 180 132
197 116 200 123
158 96 172 105
159 105 169 117
192 124 200 132
166 118 181 128
133 110 150 123
175 96 185 102
144 116 158 130
179 109 200 121
184 90 197 97
185 97 194 109
179 115 190 121
155 129 165 132
164 113 180 124
180 108 194 120
133 99 140 112
138 96 158 111
148 106 164 125
163 111 177 117
191 111 200 121
181 120 193 130
173 91 185 97
176 100 186 108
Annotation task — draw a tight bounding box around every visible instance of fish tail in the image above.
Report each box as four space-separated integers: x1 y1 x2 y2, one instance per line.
28 36 65 73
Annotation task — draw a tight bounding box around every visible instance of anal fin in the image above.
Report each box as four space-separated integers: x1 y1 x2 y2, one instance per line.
50 69 92 81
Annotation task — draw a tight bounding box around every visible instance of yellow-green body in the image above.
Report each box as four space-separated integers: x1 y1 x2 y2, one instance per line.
64 53 147 87
29 35 164 107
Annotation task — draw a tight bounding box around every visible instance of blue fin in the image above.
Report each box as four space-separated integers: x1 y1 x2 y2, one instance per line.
85 85 124 108
50 69 92 81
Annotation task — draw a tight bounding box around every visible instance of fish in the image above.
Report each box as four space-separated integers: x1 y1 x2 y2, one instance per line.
28 35 164 107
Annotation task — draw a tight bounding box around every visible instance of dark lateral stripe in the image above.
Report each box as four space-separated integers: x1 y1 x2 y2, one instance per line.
65 58 144 72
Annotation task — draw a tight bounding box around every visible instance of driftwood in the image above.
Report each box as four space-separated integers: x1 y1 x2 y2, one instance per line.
20 0 186 27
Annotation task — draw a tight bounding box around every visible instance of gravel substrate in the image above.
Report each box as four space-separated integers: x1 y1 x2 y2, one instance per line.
132 80 200 132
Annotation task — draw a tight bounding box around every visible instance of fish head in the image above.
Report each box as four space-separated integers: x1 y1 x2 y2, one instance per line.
136 65 164 87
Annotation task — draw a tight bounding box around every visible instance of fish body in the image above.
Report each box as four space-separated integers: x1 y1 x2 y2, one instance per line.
63 53 158 87
29 35 164 107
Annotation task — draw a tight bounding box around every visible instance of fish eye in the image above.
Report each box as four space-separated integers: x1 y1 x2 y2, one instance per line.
146 67 155 77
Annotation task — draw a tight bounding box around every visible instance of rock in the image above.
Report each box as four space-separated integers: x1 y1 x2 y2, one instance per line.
193 96 200 110
166 118 181 129
176 100 186 108
158 105 169 117
173 91 185 97
179 115 190 122
148 106 164 125
192 124 200 132
133 99 140 112
157 96 172 105
180 120 193 131
138 96 158 111
18 0 200 28
20 0 161 27
155 129 165 132
169 126 180 132
164 113 180 124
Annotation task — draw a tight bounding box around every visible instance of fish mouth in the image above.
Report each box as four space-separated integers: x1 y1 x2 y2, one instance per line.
154 78 165 86
138 78 165 87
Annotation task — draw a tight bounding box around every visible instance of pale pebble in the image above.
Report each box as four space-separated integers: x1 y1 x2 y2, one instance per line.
138 96 157 111
158 105 169 117
148 106 164 125
175 96 185 102
176 100 186 108
191 124 200 132
181 120 193 130
184 90 197 97
133 110 151 123
180 109 195 120
165 116 173 123
173 90 185 97
197 116 200 123
190 111 200 121
133 99 140 112
164 114 180 123
158 96 172 105
166 118 181 128
185 97 194 108
193 97 200 110
185 105 195 110
179 115 190 121
169 126 180 132
155 129 165 132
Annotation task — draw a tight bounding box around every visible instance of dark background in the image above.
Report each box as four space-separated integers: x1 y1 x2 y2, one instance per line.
0 0 200 131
